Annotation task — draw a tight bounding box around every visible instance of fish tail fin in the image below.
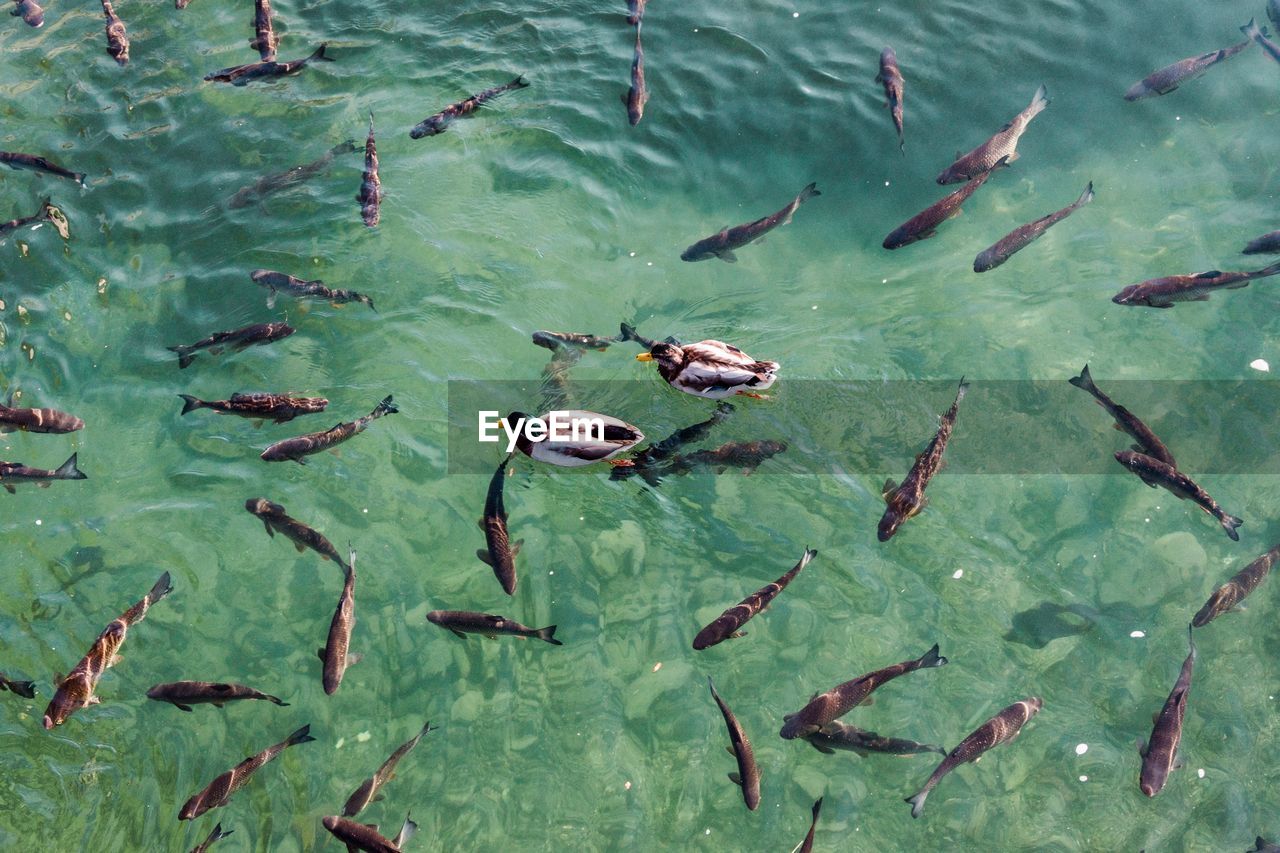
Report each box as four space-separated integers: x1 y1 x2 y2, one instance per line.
1242 17 1262 38
368 111 375 133
213 824 234 841
917 643 948 668
392 813 418 849
1255 260 1280 277
374 395 398 417
1221 513 1243 541
1076 181 1095 208
1067 363 1098 394
38 196 55 219
149 571 174 603
74 172 87 186
268 695 289 706
618 322 637 341
537 625 562 645
178 394 205 415
311 43 334 62
1028 83 1050 116
905 789 929 819
362 294 377 312
798 181 820 203
55 453 86 480
286 724 317 746
954 377 969 402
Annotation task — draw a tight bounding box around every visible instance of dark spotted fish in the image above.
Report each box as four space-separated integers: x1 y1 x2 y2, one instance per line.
532 330 618 352
477 456 522 596
42 572 172 729
426 610 561 645
693 547 815 650
1193 542 1279 628
625 0 646 26
0 151 86 185
1253 837 1280 853
801 721 946 757
681 183 820 262
905 697 1042 817
101 0 128 66
1112 262 1280 307
1125 39 1253 99
622 23 649 126
937 86 1048 184
974 181 1093 272
249 0 278 61
668 439 787 475
205 44 333 86
1272 0 1280 29
179 724 316 819
0 197 56 237
617 321 679 351
245 498 351 572
0 395 84 434
250 269 376 311
260 395 397 464
707 677 760 811
342 721 435 817
228 140 358 209
322 814 416 853
796 797 822 853
0 672 36 698
168 321 295 369
10 0 44 27
1 453 86 494
410 76 529 138
147 681 288 712
319 549 358 695
190 823 233 853
1243 230 1280 255
883 162 1005 249
876 47 905 152
178 392 328 424
1241 19 1280 65
620 403 734 470
358 112 382 227
1139 626 1195 797
1115 451 1242 541
879 379 968 541
780 644 948 739
1068 364 1175 467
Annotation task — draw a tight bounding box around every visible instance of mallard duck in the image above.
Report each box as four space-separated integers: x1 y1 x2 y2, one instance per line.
637 341 778 399
501 410 644 467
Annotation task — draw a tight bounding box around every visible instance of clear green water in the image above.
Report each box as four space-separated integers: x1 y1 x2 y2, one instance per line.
2 0 1280 849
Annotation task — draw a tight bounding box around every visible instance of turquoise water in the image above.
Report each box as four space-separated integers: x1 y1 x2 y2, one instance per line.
3 0 1280 849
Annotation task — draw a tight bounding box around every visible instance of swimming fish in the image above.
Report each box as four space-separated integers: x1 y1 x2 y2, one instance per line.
1139 626 1195 797
322 814 416 853
796 797 822 853
708 676 760 811
179 724 316 819
178 392 328 424
101 0 128 66
780 644 948 739
147 681 288 712
1068 364 1175 467
974 181 1094 272
358 112 382 228
1 453 87 493
532 330 617 352
1004 601 1102 649
1243 231 1280 255
249 0 278 61
228 140 358 209
621 403 735 470
168 321 295 369
693 548 815 650
0 197 56 237
478 455 522 596
426 610 561 645
244 498 351 572
876 47 905 152
617 322 665 351
1253 837 1280 853
681 182 821 262
1124 39 1253 100
1272 0 1280 28
623 23 649 126
260 395 397 463
0 395 84 434
625 0 646 26
883 161 1005 249
42 572 172 729
0 672 36 698
319 549 358 695
1241 18 1280 65
937 86 1048 184
1192 542 1279 628
250 269 376 311
410 76 529 138
10 0 44 27
668 440 787 476
879 379 968 541
204 44 333 86
342 721 435 817
1112 262 1280 307
190 823 234 853
905 697 1042 817
801 721 947 757
0 151 86 185
1114 451 1242 541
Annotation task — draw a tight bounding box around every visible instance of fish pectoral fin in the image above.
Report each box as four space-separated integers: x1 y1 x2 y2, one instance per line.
484 634 498 640
262 521 275 538
88 695 101 705
727 772 743 787
476 549 493 566
813 743 835 754
348 653 364 666
717 250 738 263
317 647 327 660
450 630 468 640
1137 738 1149 758
512 539 524 556
860 696 876 707
252 420 265 428
211 701 224 708
209 346 224 355
3 485 14 494
294 542 307 553
881 479 898 499
728 631 747 639
38 481 51 489
175 703 194 712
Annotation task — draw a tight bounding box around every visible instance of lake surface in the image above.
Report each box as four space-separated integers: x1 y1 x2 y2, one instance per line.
2 0 1279 849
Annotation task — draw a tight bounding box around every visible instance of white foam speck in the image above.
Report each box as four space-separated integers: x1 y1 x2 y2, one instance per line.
884 181 890 187
548 570 554 575
792 11 799 17
629 252 636 257
952 569 963 579
624 780 632 790
1079 775 1088 782
1130 630 1145 638
705 829 711 836
646 261 653 267
356 731 371 743
1075 743 1088 755
362 508 368 514
881 279 888 284
1197 768 1205 778
1251 359 1269 372
34 519 42 526
811 305 818 310
335 737 345 749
